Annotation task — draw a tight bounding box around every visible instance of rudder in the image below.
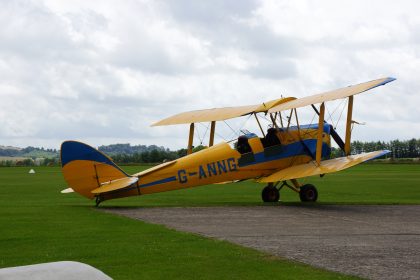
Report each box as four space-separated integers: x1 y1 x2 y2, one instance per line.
61 141 129 199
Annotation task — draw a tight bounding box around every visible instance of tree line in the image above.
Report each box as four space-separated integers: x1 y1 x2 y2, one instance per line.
0 157 59 167
98 143 167 155
1 139 419 167
330 138 420 159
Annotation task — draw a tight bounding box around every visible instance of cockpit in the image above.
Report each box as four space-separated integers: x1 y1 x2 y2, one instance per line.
235 128 283 166
261 127 281 148
236 135 252 154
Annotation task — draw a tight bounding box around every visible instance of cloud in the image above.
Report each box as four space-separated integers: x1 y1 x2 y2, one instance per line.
0 0 419 150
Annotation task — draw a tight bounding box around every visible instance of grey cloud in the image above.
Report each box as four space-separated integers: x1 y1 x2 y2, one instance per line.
0 0 418 150
160 0 300 79
248 57 297 79
110 42 185 75
0 1 77 61
160 0 257 25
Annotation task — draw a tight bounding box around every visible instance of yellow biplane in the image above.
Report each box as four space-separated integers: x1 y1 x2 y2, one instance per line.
61 77 395 206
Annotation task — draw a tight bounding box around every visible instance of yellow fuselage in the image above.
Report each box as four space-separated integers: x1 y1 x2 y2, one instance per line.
100 125 331 201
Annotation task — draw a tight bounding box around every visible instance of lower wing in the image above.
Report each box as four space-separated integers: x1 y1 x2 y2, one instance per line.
258 150 390 182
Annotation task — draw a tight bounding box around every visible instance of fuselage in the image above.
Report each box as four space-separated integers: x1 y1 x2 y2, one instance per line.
100 124 332 201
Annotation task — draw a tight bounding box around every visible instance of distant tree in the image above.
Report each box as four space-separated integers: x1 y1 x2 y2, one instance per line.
23 159 34 166
192 145 207 153
177 148 187 158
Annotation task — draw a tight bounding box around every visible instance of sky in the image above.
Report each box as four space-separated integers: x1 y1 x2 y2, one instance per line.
0 0 419 150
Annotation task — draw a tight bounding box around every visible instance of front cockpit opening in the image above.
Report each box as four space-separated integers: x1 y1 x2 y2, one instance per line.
236 135 252 154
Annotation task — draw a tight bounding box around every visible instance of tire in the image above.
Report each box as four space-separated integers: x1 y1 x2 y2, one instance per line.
262 186 280 202
299 184 318 202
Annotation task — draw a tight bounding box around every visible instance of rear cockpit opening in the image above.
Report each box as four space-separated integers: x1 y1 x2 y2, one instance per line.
234 128 283 155
236 135 252 154
261 127 281 148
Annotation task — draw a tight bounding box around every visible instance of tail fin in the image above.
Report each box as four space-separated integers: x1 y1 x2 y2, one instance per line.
60 141 129 199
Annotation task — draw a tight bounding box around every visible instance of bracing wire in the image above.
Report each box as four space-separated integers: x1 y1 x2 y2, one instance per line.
198 122 228 143
201 122 210 142
238 113 253 134
334 98 348 129
225 113 253 140
196 123 204 145
326 104 334 124
224 120 238 139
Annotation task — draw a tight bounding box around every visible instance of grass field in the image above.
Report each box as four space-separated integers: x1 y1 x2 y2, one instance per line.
105 164 420 207
1 164 419 279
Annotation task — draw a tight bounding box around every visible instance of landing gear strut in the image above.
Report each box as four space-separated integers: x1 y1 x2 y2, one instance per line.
261 183 280 202
95 195 103 207
299 184 318 202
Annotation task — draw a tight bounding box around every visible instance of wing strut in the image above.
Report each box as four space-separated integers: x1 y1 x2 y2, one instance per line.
311 104 345 151
254 113 266 137
315 102 325 165
209 121 216 147
344 96 354 155
187 123 194 155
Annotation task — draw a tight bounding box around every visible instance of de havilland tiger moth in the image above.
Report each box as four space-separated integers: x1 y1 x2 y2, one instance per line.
60 77 396 206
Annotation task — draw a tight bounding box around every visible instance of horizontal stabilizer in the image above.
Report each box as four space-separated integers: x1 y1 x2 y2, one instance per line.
91 177 139 194
258 150 390 183
61 188 74 194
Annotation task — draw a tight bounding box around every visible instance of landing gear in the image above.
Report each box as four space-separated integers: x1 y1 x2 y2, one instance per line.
95 195 103 207
261 181 318 203
299 184 318 202
261 183 280 202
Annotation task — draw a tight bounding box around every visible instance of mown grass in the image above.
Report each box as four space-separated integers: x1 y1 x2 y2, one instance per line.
1 164 419 279
102 164 420 207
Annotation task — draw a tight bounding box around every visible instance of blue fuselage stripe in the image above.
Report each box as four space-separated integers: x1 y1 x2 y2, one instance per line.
138 176 177 188
239 139 330 167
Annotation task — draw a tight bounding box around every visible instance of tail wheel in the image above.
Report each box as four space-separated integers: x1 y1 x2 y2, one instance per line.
299 184 318 202
95 195 103 207
262 185 280 202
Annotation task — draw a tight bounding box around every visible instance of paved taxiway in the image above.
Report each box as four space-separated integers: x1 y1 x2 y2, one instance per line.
103 205 420 280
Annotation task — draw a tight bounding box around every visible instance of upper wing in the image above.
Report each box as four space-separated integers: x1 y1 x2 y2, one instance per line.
258 150 390 182
152 77 395 126
268 77 396 113
152 97 296 126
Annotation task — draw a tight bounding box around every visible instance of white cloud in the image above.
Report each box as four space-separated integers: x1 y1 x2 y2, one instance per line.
0 0 419 150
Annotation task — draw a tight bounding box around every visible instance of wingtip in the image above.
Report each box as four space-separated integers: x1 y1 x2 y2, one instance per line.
382 149 392 156
385 77 397 83
368 77 396 91
370 150 391 161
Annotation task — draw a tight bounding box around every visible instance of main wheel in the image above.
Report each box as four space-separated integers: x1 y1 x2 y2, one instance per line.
262 185 280 202
299 184 318 202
